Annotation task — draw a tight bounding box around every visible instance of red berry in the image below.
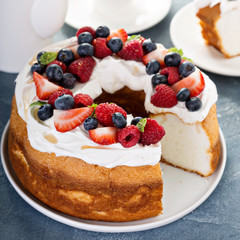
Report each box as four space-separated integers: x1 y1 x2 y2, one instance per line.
47 60 67 73
93 38 112 59
151 84 178 108
161 67 180 85
68 57 96 83
118 125 140 148
138 36 146 44
107 28 128 43
95 103 127 127
48 89 73 106
74 93 93 107
140 118 165 146
76 26 95 38
118 40 143 61
89 127 118 145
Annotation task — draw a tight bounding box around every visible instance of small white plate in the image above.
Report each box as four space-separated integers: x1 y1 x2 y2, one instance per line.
170 2 240 77
1 121 226 233
65 0 172 34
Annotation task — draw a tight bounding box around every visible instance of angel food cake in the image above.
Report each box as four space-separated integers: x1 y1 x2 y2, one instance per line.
195 0 240 58
8 26 220 222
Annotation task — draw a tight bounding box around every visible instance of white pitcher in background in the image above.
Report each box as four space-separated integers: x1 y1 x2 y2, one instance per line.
0 0 68 73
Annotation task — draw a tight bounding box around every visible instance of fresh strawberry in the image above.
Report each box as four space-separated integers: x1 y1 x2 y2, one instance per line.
118 40 143 61
171 69 205 97
54 107 94 132
95 103 127 126
140 118 165 146
93 38 112 59
74 93 93 107
47 60 67 73
118 125 140 148
89 127 118 145
151 84 178 108
68 57 96 83
107 28 128 43
76 26 95 38
161 67 180 85
33 72 62 100
48 89 73 106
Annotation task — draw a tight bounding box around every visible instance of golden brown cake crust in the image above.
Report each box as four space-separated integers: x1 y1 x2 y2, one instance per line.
8 97 163 222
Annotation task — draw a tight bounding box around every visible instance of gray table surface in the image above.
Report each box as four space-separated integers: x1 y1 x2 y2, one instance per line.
1 0 240 239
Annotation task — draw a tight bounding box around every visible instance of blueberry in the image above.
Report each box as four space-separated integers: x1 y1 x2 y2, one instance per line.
185 97 202 111
164 52 181 67
46 64 63 82
142 39 157 53
179 61 195 77
37 51 46 63
77 32 93 44
62 73 76 89
112 112 127 129
83 117 98 131
95 26 110 38
57 48 75 66
146 60 161 75
131 117 143 126
54 94 75 110
151 73 168 88
77 43 94 57
107 37 123 53
177 88 190 102
30 63 45 74
37 104 53 121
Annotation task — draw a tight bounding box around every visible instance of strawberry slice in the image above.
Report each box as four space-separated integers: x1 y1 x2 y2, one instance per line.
54 107 94 132
89 127 118 145
107 28 128 43
171 69 205 97
33 72 63 100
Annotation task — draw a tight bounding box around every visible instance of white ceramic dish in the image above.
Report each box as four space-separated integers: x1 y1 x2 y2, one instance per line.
65 0 172 34
1 121 226 232
170 2 240 77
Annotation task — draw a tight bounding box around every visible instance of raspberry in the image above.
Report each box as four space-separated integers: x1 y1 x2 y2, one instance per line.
47 60 67 73
140 118 165 146
95 103 127 126
93 38 112 59
48 89 73 106
74 93 93 107
76 26 96 38
118 40 143 61
150 84 178 108
161 67 180 85
118 125 140 148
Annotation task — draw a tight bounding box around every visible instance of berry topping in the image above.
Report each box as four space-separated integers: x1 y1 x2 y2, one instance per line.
164 52 181 67
146 59 161 75
118 40 143 61
89 127 118 145
68 57 96 83
171 69 205 97
37 51 46 63
77 32 93 44
142 39 157 54
179 61 196 77
131 116 143 126
47 60 67 73
77 43 94 57
46 64 63 82
30 63 45 75
93 38 112 59
74 93 93 107
54 94 75 110
112 112 127 129
76 26 96 38
61 73 76 89
107 28 128 43
161 67 180 85
107 37 123 53
151 73 168 88
37 104 53 121
139 118 165 146
48 89 73 106
57 48 75 66
84 117 98 131
185 97 202 112
118 125 140 148
95 26 110 38
151 84 178 108
54 107 94 132
95 103 127 127
33 72 63 100
176 88 190 102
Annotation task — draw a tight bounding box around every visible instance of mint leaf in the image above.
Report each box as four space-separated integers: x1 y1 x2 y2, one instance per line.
169 47 183 56
126 35 141 42
89 103 98 118
182 56 193 63
136 118 147 132
30 101 46 107
39 52 57 65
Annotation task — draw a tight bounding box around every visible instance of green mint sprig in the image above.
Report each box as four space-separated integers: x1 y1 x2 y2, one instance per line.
30 101 46 107
126 35 141 42
39 52 58 65
136 118 147 132
169 47 193 63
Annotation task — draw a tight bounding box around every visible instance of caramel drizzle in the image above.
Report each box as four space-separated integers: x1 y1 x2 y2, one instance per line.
81 145 108 150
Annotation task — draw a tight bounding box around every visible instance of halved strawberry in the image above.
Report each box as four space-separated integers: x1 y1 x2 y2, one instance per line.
171 69 205 97
89 127 118 145
33 72 62 100
54 107 94 132
107 28 128 43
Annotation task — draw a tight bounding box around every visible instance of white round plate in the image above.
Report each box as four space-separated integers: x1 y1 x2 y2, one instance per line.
65 0 172 34
1 121 226 233
170 2 240 77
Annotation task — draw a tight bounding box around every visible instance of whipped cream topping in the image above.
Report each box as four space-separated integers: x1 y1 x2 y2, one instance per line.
15 37 217 168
